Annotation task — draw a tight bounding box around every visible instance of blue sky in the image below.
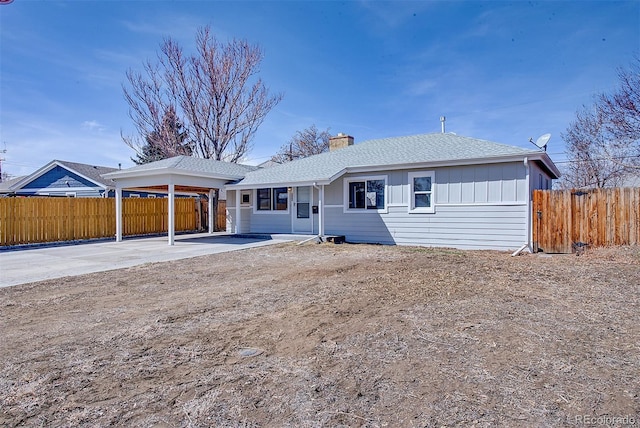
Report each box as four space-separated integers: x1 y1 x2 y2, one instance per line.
1 0 638 178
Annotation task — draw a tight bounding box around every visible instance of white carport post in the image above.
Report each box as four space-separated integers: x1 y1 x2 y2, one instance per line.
235 189 241 233
115 186 123 242
208 189 215 234
168 183 175 246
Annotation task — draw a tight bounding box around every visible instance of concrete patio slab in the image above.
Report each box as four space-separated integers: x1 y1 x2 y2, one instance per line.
0 233 302 288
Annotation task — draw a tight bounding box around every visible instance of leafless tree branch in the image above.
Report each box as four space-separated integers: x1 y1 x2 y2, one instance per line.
271 124 331 163
122 26 283 162
559 57 640 188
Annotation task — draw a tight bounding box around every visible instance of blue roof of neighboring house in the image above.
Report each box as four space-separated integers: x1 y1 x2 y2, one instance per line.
230 133 559 188
5 160 119 194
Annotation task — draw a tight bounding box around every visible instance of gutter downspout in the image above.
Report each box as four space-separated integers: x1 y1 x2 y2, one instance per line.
313 182 324 241
512 157 532 257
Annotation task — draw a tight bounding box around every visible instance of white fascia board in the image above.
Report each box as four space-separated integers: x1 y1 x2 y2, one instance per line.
327 168 349 183
10 160 61 191
113 174 228 190
15 186 104 194
226 167 348 190
532 153 561 178
226 178 333 191
342 154 542 175
104 167 243 181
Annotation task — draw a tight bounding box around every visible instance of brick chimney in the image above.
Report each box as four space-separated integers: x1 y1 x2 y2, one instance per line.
329 133 354 151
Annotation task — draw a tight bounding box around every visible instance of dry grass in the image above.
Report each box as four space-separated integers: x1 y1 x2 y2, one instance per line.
1 243 639 427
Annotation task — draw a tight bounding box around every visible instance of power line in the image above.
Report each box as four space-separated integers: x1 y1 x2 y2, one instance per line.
553 154 640 165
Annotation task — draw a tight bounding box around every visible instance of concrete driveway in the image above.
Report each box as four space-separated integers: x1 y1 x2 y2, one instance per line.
0 233 300 288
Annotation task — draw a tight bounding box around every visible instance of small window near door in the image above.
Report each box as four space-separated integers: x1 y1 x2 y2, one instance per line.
241 192 250 205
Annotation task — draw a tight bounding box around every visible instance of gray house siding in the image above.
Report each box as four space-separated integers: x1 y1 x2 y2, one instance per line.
435 163 528 204
227 189 290 234
322 162 530 250
227 160 554 250
325 204 527 250
249 211 290 233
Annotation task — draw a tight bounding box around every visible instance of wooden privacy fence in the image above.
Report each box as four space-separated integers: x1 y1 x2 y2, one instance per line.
217 200 227 232
533 187 640 253
0 197 201 246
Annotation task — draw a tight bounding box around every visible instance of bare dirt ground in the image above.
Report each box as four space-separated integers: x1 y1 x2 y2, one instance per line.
1 242 639 427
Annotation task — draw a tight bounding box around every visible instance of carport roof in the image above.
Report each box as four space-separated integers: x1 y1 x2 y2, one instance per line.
103 156 258 180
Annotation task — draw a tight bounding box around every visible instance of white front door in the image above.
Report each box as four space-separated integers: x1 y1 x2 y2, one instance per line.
292 186 313 233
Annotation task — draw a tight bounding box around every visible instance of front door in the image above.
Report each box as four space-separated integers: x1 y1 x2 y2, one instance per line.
292 186 313 233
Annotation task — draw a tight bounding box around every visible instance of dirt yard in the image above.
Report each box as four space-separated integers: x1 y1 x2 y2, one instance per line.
1 242 638 427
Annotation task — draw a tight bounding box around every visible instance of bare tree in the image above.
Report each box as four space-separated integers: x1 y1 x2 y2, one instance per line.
123 26 283 162
271 124 331 163
559 107 626 188
559 58 640 188
597 57 640 167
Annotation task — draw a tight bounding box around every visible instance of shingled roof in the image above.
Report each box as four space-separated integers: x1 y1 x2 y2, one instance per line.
55 160 119 187
230 133 558 188
102 155 258 180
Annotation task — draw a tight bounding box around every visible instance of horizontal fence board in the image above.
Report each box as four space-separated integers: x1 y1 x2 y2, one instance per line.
0 197 209 246
533 187 640 253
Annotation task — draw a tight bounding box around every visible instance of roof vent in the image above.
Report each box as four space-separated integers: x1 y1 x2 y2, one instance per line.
440 116 446 133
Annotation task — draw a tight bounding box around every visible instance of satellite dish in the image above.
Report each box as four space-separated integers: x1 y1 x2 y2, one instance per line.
529 133 551 151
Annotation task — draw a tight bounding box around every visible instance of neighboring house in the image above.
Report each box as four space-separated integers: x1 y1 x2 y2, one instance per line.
0 175 26 196
225 133 560 251
1 160 182 198
104 133 560 251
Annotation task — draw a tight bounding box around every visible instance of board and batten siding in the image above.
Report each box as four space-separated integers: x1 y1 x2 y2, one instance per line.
324 163 530 250
226 161 544 250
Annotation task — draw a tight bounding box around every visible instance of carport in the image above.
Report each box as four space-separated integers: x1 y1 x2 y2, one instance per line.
102 156 257 245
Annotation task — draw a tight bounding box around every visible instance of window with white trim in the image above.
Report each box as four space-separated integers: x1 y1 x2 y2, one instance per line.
241 191 250 205
256 187 288 211
408 171 435 213
344 175 387 212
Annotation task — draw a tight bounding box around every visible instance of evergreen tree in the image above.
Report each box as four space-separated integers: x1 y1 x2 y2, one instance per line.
132 106 192 165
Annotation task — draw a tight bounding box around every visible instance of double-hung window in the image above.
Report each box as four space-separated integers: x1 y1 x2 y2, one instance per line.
408 171 435 213
344 175 387 212
256 187 288 212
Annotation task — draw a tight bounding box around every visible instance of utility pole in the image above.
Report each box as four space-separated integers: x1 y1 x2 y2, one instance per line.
0 145 7 183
